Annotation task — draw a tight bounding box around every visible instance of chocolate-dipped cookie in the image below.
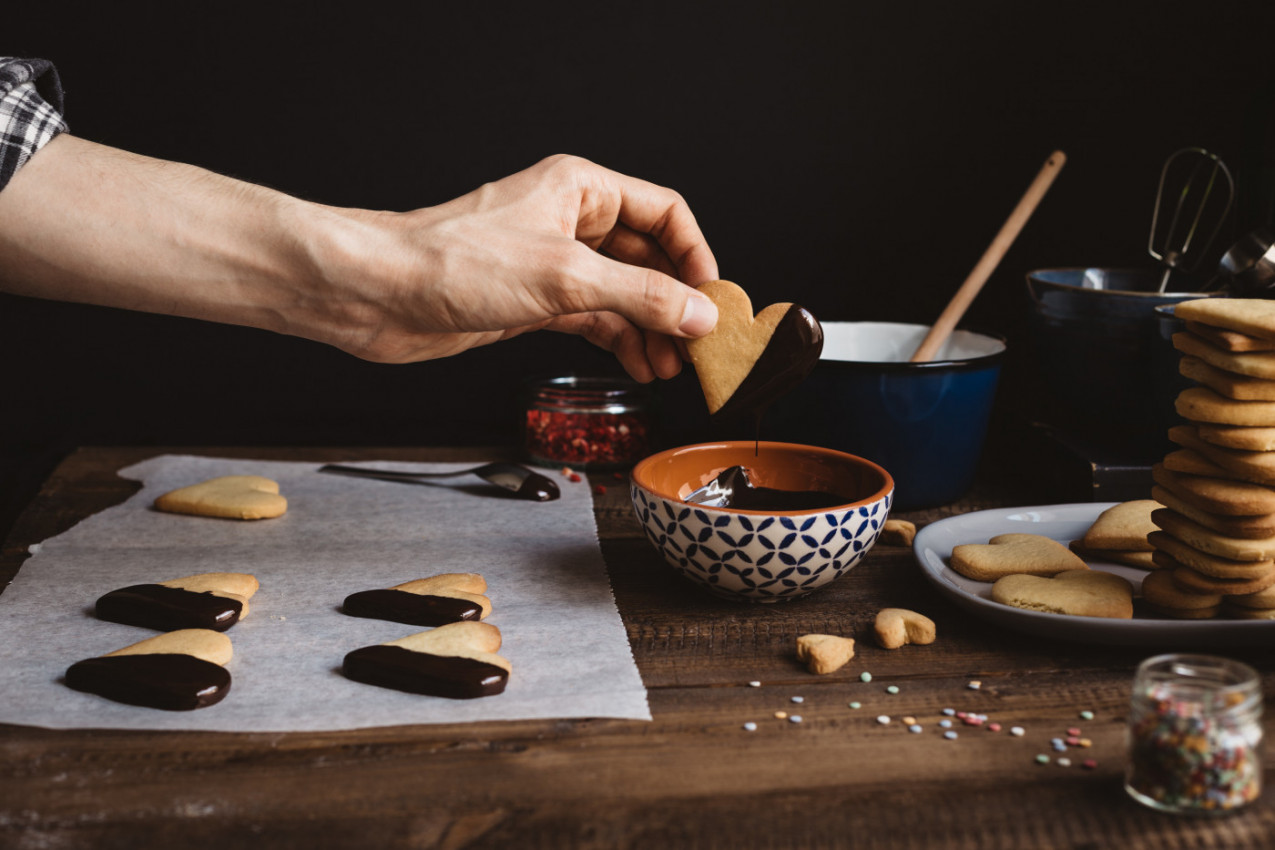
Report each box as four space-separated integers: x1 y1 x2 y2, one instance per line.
343 621 510 699
342 573 491 627
95 572 258 632
64 629 233 711
685 280 823 420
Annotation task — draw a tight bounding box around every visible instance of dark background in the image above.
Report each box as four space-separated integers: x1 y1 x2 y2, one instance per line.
2 2 1274 528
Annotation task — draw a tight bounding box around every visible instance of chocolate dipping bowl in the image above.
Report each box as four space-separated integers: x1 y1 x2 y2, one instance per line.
630 441 894 602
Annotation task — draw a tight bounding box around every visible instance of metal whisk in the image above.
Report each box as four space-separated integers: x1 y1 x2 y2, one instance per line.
1148 147 1234 293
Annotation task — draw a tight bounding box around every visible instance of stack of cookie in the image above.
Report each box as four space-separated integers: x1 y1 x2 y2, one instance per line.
1145 299 1275 620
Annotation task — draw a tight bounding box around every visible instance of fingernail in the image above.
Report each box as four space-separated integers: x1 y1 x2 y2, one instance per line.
678 293 717 337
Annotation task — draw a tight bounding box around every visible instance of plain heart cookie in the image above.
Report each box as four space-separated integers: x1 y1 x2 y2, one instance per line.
685 280 823 417
64 629 233 711
950 533 1089 582
154 475 288 520
991 570 1134 619
96 572 259 632
342 573 492 626
343 621 510 699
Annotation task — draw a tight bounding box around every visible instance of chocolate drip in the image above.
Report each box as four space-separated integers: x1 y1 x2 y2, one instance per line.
715 305 823 423
96 584 243 632
342 589 482 626
65 654 231 711
343 645 508 699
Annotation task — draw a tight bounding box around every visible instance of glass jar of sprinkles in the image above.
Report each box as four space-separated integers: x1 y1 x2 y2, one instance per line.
1125 653 1263 815
522 376 653 470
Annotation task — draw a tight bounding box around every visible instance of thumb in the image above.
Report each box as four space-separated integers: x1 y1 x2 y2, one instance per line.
566 250 718 338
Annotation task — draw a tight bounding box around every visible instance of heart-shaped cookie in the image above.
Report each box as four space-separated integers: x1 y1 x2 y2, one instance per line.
154 475 288 520
685 280 823 418
342 572 492 626
873 608 936 649
96 571 259 632
991 570 1133 619
343 621 510 699
64 629 234 710
796 633 855 674
950 533 1088 582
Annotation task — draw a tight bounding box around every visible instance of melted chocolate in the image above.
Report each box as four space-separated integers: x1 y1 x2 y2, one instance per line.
65 654 231 711
715 305 823 423
684 465 852 511
343 645 508 699
342 589 482 627
96 584 243 632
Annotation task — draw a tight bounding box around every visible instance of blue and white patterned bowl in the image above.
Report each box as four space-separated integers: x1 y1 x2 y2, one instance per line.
630 441 894 602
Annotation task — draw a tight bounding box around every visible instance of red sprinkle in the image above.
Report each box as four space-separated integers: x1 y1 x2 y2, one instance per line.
1066 727 1082 737
593 484 607 495
568 472 582 483
612 471 624 480
963 716 984 727
1066 736 1081 747
1082 759 1098 770
955 711 967 719
987 722 1002 732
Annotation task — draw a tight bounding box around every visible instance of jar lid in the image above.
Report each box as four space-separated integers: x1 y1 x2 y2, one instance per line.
526 376 650 414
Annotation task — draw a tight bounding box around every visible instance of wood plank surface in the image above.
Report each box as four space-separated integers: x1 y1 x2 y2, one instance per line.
1 446 1272 849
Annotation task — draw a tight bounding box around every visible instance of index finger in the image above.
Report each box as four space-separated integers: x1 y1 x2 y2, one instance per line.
595 168 720 286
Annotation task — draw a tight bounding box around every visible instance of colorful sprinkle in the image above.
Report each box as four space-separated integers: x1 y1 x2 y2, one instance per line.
1035 754 1051 765
987 722 1002 732
967 680 982 690
1065 736 1081 747
1010 726 1026 737
1079 738 1092 748
939 719 953 729
1079 710 1094 721
593 484 607 495
908 724 923 734
789 715 803 724
942 708 956 716
1058 758 1072 768
1067 727 1082 737
743 722 757 731
944 730 958 740
567 472 582 483
748 681 761 688
774 711 788 720
902 716 917 726
791 696 804 704
1082 759 1098 770
886 685 900 695
849 701 862 710
876 715 891 725
860 672 873 683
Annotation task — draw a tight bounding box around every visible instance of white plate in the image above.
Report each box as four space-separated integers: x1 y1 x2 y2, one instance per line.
913 503 1275 646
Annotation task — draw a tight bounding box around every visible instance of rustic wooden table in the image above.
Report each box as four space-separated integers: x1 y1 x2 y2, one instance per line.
1 446 1272 849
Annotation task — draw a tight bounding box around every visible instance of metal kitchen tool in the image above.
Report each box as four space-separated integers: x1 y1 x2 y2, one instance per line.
319 462 560 501
1217 225 1275 296
1149 147 1235 293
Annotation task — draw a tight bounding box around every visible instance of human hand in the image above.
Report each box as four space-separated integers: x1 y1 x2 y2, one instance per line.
322 154 720 381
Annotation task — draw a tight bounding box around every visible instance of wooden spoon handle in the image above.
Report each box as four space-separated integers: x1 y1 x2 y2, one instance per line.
910 150 1067 362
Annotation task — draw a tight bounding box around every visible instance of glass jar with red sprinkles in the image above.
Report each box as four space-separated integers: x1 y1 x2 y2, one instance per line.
523 377 653 470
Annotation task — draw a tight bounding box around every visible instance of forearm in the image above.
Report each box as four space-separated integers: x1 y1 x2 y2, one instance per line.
0 134 374 343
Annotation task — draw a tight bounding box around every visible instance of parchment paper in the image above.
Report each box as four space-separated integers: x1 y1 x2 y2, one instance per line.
0 455 650 731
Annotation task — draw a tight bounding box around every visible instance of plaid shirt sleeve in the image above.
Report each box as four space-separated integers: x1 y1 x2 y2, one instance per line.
0 57 67 192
